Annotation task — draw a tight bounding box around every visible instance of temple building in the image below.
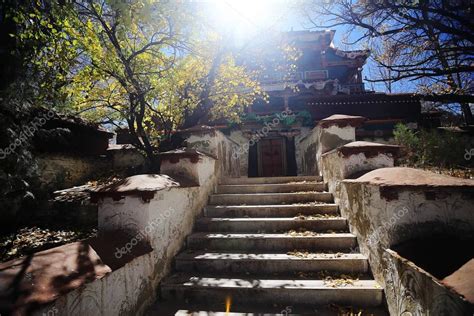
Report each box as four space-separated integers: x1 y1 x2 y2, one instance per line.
217 30 421 177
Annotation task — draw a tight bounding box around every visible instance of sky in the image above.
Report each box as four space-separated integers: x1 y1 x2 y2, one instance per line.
197 0 415 94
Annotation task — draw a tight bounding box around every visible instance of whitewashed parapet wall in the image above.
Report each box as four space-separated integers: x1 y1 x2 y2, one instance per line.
339 169 474 315
297 114 366 176
27 151 218 316
0 133 239 315
312 115 474 315
320 141 400 203
314 116 474 316
180 126 241 178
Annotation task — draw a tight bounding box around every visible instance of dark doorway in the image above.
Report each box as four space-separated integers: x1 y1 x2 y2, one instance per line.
285 136 297 176
248 136 297 177
258 138 285 177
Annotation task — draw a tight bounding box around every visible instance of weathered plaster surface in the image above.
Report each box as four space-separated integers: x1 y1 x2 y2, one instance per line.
185 129 240 178
294 127 311 175
34 252 157 316
311 118 474 315
37 153 109 190
30 167 216 316
383 249 472 316
4 129 242 316
159 152 215 186
297 116 362 176
321 147 395 203
312 125 357 176
108 147 145 170
338 169 474 315
297 127 318 175
228 130 250 176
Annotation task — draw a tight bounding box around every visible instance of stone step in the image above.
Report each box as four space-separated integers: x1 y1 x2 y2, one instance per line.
209 192 333 205
175 251 368 274
195 217 347 233
216 182 326 194
147 301 389 316
220 176 322 185
174 312 284 316
187 233 357 251
175 312 286 316
160 274 383 307
171 308 388 316
205 204 339 218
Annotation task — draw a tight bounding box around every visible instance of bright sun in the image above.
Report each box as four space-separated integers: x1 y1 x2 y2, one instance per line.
203 0 294 43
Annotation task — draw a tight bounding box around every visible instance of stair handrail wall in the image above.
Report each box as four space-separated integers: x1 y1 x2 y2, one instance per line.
298 114 366 176
0 127 240 316
315 115 474 315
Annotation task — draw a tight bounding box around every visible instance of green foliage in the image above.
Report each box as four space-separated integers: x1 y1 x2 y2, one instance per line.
7 2 78 104
393 123 420 162
394 123 472 168
418 129 470 168
9 0 266 160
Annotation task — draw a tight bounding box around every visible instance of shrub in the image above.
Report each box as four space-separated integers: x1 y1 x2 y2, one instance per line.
393 123 420 165
394 123 473 169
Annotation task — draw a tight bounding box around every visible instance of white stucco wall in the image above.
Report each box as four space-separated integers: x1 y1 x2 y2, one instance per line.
312 119 474 315
296 127 318 175
35 156 217 316
316 125 356 175
29 130 243 316
185 130 240 178
338 174 474 316
228 130 249 177
321 150 394 203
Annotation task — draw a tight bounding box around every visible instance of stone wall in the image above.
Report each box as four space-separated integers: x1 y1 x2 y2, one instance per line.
0 127 239 316
297 126 319 175
228 129 250 176
37 153 109 190
107 145 146 170
182 126 240 178
320 141 399 203
314 115 474 315
37 147 145 192
339 169 474 315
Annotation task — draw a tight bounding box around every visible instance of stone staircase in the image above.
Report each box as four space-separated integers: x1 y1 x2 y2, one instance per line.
149 176 387 315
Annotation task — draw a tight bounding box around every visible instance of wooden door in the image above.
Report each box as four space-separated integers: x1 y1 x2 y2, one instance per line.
259 138 285 177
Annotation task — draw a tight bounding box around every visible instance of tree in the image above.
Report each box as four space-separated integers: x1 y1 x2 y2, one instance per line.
305 0 474 124
12 0 264 167
367 39 405 93
0 0 68 224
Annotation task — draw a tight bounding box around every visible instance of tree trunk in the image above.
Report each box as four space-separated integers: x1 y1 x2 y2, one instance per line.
460 103 473 126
